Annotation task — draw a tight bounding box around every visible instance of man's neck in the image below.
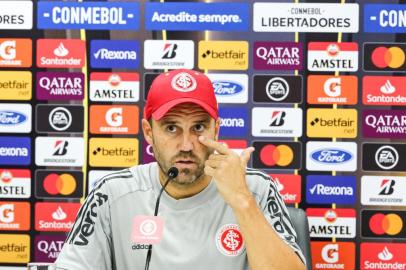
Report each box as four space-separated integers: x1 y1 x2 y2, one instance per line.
158 170 211 200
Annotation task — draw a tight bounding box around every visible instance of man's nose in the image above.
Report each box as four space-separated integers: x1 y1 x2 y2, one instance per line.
179 132 194 152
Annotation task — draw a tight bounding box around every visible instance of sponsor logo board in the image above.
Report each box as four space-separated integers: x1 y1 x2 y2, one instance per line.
207 73 248 104
0 137 30 166
0 234 30 263
361 243 406 270
362 210 406 239
363 110 406 139
269 174 301 204
37 39 86 68
38 1 140 30
89 138 138 167
306 141 357 172
36 72 84 101
145 2 249 31
90 72 139 102
252 141 301 170
307 75 358 105
252 107 302 137
90 105 139 135
307 208 356 238
219 140 247 156
90 40 139 69
361 176 406 206
218 107 248 138
0 103 32 133
34 235 66 263
308 42 358 72
364 43 406 72
198 41 248 70
35 137 84 167
141 140 155 165
311 241 355 270
0 169 30 199
35 202 81 232
362 143 406 172
0 201 30 231
365 4 406 33
253 42 303 70
0 39 31 67
307 108 357 138
253 3 359 33
306 175 356 205
36 105 84 133
0 71 32 100
0 1 33 30
363 76 406 106
253 75 302 104
144 40 194 69
35 170 83 199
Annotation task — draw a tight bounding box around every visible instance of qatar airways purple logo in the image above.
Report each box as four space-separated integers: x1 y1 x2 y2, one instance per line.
34 235 66 262
363 110 406 139
36 72 84 100
253 42 303 70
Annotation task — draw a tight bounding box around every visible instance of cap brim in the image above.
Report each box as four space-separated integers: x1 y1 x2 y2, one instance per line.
151 98 218 120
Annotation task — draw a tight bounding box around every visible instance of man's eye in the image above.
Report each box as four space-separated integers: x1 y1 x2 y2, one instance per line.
166 125 177 132
194 124 205 132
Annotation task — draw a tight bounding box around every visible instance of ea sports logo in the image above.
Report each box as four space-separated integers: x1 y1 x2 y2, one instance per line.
171 72 197 92
375 145 399 170
216 224 244 256
372 46 405 69
49 107 72 131
265 77 289 101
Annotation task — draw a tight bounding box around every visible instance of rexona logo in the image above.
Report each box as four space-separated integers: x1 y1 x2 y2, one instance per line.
91 40 139 69
35 170 83 199
361 243 406 270
252 107 302 137
362 210 406 239
307 208 356 238
311 242 355 270
90 72 139 102
0 202 30 231
269 174 301 204
361 176 406 207
362 143 406 172
364 43 406 72
144 2 249 31
37 1 140 30
35 235 66 262
35 137 84 167
0 39 31 67
308 42 358 72
253 3 359 33
0 103 32 133
0 71 32 100
144 40 194 69
253 42 303 70
306 175 356 205
90 105 139 135
252 141 301 170
0 1 33 30
0 234 30 263
364 4 406 33
307 108 357 138
36 72 84 101
0 136 30 166
363 110 406 139
198 41 248 70
36 105 84 133
363 76 406 106
307 141 357 172
218 107 248 138
307 75 358 105
0 169 30 199
37 39 85 68
253 75 302 104
207 73 248 104
35 202 80 232
89 138 138 167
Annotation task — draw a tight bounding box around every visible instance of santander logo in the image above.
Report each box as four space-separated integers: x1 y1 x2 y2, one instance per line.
378 246 393 261
52 206 67 221
53 43 69 57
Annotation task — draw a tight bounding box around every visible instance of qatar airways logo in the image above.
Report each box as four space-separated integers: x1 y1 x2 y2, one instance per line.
363 110 406 138
253 42 303 70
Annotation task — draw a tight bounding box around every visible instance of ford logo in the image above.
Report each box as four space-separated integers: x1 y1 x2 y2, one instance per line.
0 111 27 125
213 80 243 96
311 149 352 164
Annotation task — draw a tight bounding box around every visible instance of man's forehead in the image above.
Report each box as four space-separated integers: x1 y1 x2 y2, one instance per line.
164 103 211 118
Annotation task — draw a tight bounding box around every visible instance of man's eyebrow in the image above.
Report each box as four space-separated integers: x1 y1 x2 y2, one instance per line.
159 119 179 125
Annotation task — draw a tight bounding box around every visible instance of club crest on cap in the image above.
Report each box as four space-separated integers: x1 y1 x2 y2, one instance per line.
171 72 197 92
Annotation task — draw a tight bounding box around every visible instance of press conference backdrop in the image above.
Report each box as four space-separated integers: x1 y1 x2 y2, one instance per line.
0 0 405 269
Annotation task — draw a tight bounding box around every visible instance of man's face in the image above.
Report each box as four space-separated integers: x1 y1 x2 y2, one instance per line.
143 103 219 185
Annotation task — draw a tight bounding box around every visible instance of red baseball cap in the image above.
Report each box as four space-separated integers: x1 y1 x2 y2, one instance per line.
144 69 218 120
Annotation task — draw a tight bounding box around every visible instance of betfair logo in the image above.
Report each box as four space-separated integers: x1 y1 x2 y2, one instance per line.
89 138 138 167
198 41 248 70
0 234 30 263
307 109 357 138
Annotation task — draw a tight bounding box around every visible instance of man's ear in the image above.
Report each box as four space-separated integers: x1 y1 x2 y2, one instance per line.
142 119 153 145
214 118 220 141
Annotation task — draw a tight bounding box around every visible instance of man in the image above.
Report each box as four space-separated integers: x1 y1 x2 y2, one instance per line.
55 69 305 270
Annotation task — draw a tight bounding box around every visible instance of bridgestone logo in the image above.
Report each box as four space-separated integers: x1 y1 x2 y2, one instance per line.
0 147 28 157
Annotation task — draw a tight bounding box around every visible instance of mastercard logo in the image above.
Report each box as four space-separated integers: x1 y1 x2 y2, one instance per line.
371 46 406 69
43 173 77 195
259 144 294 166
369 213 403 236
